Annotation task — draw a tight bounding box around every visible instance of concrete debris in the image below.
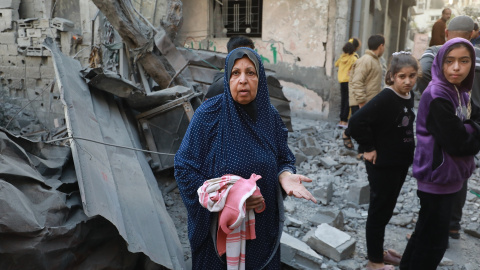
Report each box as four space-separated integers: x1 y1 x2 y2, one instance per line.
346 181 370 205
440 257 454 266
337 259 361 270
318 156 339 168
82 67 143 98
303 223 356 262
280 233 324 270
50 17 74 32
285 216 304 228
464 223 480 238
308 209 344 230
298 136 322 156
312 181 333 205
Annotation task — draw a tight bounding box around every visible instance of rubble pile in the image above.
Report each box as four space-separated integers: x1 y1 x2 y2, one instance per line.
164 117 480 270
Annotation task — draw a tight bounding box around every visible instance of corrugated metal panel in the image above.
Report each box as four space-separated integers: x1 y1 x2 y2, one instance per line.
43 37 186 270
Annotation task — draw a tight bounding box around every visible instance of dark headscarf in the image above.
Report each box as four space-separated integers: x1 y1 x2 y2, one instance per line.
174 47 295 268
225 48 260 121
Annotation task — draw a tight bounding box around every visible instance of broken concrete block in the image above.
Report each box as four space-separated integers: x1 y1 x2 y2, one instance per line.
17 37 31 47
465 223 480 238
285 216 303 228
299 136 322 156
280 233 323 270
50 17 74 32
294 151 307 166
308 209 344 230
0 0 20 9
17 18 35 29
346 181 370 205
284 199 296 213
303 223 356 262
26 28 41 38
318 156 338 168
26 46 42 57
439 256 454 266
312 181 333 205
33 18 50 29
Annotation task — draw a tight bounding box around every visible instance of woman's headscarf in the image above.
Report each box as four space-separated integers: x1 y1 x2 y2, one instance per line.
174 47 295 268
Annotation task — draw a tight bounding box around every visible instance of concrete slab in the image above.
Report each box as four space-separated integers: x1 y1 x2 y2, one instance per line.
281 233 323 270
303 223 356 262
318 156 338 168
308 209 344 230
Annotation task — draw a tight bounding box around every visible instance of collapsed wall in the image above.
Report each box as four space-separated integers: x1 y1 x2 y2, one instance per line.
0 0 72 131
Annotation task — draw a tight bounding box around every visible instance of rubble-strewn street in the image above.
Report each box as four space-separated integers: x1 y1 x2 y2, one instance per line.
162 116 480 270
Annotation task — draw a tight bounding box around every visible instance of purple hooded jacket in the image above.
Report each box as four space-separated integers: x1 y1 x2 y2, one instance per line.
413 38 480 194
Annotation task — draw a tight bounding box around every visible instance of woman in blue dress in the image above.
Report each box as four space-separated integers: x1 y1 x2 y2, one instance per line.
174 47 316 269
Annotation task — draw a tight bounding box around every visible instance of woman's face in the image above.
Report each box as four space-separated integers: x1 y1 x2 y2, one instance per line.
443 46 472 86
229 57 258 104
391 66 417 96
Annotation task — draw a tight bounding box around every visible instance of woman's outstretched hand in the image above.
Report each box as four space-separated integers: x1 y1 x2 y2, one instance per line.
279 171 317 203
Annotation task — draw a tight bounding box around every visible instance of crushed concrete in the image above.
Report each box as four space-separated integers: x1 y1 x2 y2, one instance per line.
163 116 480 269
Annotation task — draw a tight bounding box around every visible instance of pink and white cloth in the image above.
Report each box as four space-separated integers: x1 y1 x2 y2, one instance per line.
197 174 265 270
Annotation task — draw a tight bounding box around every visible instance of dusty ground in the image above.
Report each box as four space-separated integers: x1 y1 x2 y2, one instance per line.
160 116 480 269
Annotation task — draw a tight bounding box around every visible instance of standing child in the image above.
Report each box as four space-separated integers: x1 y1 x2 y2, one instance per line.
335 38 361 128
348 52 418 270
400 38 480 269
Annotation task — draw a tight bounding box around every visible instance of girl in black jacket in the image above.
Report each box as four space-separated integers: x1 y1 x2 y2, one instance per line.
349 52 418 270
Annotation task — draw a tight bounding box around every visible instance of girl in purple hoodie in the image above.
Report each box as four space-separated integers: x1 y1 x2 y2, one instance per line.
400 38 480 269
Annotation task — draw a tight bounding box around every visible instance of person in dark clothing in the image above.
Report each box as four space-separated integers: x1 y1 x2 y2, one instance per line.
429 8 451 46
400 38 480 270
348 52 418 270
470 23 480 47
414 15 479 241
175 48 316 269
204 35 255 100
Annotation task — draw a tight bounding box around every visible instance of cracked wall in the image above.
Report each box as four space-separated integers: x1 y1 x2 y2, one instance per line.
177 0 348 120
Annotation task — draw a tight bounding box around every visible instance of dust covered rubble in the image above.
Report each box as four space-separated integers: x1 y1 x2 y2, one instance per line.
280 118 480 269
164 118 480 269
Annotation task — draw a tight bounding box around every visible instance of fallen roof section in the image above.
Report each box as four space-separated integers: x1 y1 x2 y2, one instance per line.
43 37 186 269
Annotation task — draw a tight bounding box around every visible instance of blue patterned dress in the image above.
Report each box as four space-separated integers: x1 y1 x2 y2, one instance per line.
174 48 296 269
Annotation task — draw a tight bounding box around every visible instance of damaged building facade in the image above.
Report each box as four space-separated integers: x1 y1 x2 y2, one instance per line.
0 0 417 130
177 0 417 119
0 0 417 269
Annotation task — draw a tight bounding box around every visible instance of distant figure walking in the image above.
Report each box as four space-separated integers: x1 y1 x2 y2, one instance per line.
335 38 361 128
429 8 451 46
